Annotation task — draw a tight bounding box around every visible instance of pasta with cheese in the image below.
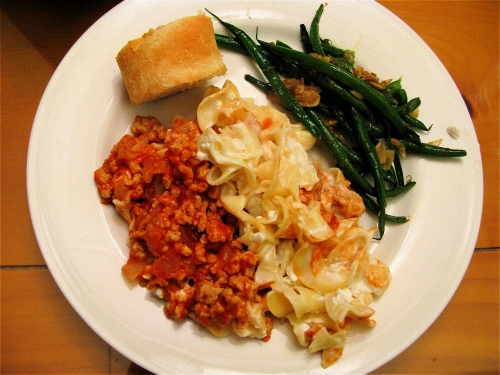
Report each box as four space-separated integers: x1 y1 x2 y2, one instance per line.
196 80 391 368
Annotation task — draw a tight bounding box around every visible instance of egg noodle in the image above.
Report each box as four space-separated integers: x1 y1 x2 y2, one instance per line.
196 80 391 367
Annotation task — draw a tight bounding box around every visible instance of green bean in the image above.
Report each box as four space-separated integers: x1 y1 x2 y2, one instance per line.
305 107 374 194
306 107 365 169
386 181 416 197
377 138 405 187
309 4 326 56
385 96 399 107
258 41 409 135
314 103 334 118
336 140 365 170
206 9 323 139
299 24 313 53
351 107 386 238
403 125 422 145
378 117 392 139
403 114 431 131
383 78 407 104
393 89 408 106
313 72 374 120
270 44 365 116
300 22 345 57
323 128 365 170
244 74 272 93
323 125 365 171
269 44 319 83
383 78 403 95
360 193 409 223
320 39 346 58
385 214 409 223
392 150 405 187
386 140 405 187
274 40 291 49
396 97 421 115
365 120 384 139
273 56 309 81
273 40 342 88
254 38 379 143
382 168 398 186
254 39 375 146
215 33 248 54
388 165 398 185
324 99 357 141
399 139 467 157
329 54 355 73
216 33 275 63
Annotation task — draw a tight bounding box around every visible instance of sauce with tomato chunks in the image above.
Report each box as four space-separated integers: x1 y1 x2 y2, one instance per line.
94 115 271 339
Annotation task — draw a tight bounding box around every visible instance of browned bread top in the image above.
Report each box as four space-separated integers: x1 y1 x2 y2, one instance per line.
116 14 227 105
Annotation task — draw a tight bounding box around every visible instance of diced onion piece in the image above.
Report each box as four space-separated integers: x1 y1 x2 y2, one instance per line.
427 139 443 146
122 260 151 281
390 138 406 157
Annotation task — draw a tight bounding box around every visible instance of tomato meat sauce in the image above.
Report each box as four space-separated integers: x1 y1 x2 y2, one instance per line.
94 115 271 339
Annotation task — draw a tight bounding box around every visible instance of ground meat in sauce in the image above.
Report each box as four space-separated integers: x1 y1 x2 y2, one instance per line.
94 115 271 340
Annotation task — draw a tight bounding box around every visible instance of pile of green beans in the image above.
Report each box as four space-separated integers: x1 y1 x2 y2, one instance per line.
208 5 466 239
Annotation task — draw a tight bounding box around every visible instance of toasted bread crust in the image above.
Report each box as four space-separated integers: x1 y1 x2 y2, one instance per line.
116 14 227 105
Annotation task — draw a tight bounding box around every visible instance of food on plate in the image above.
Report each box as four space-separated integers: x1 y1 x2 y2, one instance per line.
94 80 391 368
210 4 467 239
116 14 227 105
94 114 271 340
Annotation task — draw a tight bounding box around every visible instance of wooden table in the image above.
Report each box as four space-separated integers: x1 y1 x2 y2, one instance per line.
1 1 498 373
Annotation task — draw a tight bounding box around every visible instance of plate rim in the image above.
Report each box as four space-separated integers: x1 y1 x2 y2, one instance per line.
26 0 484 373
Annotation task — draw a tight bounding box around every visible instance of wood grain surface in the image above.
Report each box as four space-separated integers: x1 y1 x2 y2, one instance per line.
1 1 498 374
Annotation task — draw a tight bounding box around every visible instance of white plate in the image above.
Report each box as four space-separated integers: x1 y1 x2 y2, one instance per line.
27 0 483 373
